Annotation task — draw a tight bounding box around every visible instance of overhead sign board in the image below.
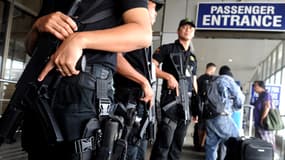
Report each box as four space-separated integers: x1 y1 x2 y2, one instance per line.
196 2 285 32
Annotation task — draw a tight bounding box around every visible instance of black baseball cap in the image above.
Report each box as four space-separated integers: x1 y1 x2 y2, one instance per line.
178 18 196 28
150 0 165 11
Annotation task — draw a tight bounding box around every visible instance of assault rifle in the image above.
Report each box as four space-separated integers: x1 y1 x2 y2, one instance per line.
0 0 113 145
0 0 83 145
139 47 157 143
162 53 191 122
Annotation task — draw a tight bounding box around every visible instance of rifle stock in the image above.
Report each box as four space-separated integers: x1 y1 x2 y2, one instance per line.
0 0 83 145
0 104 24 144
178 78 190 121
144 55 157 142
161 80 191 122
0 35 61 145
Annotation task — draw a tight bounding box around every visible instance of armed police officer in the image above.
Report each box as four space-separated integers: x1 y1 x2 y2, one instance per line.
150 18 198 160
114 1 164 159
22 0 152 160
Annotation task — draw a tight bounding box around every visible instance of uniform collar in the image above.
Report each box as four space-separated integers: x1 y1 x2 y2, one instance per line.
174 39 191 52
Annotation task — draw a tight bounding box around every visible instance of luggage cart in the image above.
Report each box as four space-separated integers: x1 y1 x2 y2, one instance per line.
242 104 254 137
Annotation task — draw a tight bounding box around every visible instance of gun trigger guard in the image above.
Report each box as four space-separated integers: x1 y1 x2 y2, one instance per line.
37 84 50 99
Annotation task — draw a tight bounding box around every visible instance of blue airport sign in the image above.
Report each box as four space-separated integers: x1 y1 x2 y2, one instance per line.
196 2 285 32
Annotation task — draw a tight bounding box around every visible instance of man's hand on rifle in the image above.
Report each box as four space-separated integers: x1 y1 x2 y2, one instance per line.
166 74 178 90
33 12 78 40
28 11 82 81
38 32 83 80
192 116 198 123
140 81 154 108
26 12 78 56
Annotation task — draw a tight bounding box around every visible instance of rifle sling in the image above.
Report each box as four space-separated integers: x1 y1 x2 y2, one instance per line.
81 9 113 24
161 99 178 112
78 0 104 21
139 118 150 139
67 0 82 16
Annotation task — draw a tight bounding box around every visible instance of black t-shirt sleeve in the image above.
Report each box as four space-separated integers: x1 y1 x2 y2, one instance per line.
193 62 197 76
37 1 50 17
38 0 72 17
189 54 197 76
153 45 168 63
120 0 147 13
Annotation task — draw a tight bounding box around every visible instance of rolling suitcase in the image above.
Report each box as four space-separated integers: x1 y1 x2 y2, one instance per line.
225 105 274 160
225 137 274 160
241 137 273 160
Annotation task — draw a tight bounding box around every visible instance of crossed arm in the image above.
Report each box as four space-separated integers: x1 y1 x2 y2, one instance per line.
25 7 152 80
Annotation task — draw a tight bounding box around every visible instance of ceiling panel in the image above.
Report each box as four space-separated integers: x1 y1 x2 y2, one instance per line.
193 38 281 84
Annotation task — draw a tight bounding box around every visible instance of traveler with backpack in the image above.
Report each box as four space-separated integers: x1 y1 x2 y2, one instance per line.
204 65 245 160
194 62 217 151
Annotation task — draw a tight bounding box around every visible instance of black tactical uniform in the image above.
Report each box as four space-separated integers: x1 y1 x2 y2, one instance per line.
114 48 150 160
150 40 197 160
114 1 164 159
21 0 148 160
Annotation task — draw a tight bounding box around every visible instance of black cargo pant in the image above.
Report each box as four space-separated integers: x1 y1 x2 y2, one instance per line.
23 65 114 160
150 116 189 160
150 89 190 160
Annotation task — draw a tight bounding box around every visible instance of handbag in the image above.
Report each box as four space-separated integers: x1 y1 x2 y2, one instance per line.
263 108 284 131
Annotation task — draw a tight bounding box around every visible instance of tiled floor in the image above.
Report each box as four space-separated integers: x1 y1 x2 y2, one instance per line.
1 123 283 160
0 124 204 160
0 140 204 160
181 122 205 160
0 139 27 160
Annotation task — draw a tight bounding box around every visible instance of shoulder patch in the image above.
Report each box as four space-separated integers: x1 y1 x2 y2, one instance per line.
190 55 196 62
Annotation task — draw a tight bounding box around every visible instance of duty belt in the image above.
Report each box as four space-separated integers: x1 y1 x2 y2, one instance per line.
84 64 111 80
115 87 143 100
73 136 97 153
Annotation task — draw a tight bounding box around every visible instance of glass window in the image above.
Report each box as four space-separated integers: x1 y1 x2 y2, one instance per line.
275 71 281 85
267 55 272 78
0 0 7 74
282 68 285 84
265 78 270 84
270 75 274 84
0 0 40 115
262 60 267 79
256 65 261 80
272 50 276 71
4 7 35 81
283 41 285 67
0 1 3 31
277 43 283 70
14 0 42 14
262 61 266 80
